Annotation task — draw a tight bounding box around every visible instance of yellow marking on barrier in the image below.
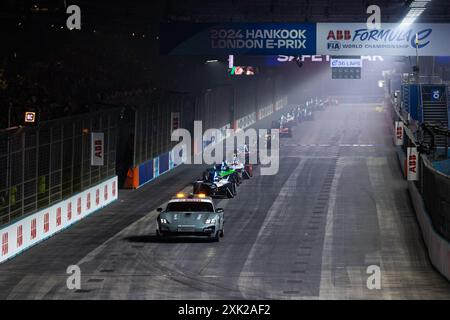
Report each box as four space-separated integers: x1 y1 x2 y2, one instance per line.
375 106 384 113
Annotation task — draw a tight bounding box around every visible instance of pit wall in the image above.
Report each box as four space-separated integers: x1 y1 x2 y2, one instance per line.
0 176 118 264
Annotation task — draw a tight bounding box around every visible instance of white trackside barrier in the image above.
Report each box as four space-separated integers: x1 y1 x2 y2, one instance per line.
235 112 257 131
258 104 274 120
235 96 288 131
275 97 288 111
0 176 118 264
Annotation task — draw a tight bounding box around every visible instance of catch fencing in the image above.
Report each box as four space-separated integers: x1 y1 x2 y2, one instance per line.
0 109 118 227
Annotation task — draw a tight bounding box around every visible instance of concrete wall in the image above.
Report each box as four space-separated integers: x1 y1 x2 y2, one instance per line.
408 180 450 281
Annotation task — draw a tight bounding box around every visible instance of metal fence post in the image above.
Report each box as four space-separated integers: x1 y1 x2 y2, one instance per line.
89 117 92 186
7 133 11 223
81 120 84 190
71 120 75 195
21 131 25 218
35 129 39 213
133 109 138 167
59 123 63 201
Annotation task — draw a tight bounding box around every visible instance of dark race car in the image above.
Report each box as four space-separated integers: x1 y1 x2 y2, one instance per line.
295 104 306 123
304 103 314 121
316 99 325 110
282 112 296 128
228 156 252 179
279 125 292 137
236 143 258 170
193 165 239 198
272 119 292 138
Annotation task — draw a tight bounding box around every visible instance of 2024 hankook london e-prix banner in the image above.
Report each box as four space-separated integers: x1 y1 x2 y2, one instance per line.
160 22 450 56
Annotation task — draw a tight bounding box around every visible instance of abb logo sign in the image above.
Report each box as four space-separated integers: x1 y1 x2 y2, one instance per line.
77 198 82 215
395 121 404 146
67 202 72 221
17 225 23 248
407 147 419 181
44 213 49 233
91 132 104 166
86 193 91 210
94 140 103 159
396 126 403 139
327 30 351 40
56 208 62 227
2 233 8 256
96 189 100 205
104 185 108 201
112 181 116 197
31 219 37 240
409 155 416 172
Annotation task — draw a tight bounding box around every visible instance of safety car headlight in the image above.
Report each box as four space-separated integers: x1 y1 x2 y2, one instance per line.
205 218 216 224
160 218 169 224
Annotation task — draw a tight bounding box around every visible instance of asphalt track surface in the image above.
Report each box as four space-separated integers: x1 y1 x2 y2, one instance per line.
1 103 449 299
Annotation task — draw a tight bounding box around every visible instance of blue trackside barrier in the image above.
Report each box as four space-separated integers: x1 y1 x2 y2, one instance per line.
159 152 169 175
138 159 154 186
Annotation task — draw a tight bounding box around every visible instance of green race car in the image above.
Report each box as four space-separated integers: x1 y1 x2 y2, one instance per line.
193 164 240 198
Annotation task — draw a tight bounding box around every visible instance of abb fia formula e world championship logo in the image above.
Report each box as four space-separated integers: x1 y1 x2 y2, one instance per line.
324 26 433 52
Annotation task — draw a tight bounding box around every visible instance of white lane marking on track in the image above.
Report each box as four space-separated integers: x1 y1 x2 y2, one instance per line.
318 157 345 299
237 159 306 299
366 156 394 299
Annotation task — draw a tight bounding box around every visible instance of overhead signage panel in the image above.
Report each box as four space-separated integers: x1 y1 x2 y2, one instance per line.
160 23 316 55
161 23 450 56
317 23 450 56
